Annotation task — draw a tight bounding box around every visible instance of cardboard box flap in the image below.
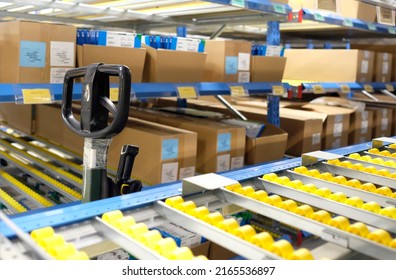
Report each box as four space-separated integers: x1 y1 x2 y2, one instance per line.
126 117 196 136
301 104 355 115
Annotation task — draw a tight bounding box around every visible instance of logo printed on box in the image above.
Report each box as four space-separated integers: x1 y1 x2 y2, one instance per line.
20 41 46 68
225 56 238 75
161 162 178 183
162 138 179 160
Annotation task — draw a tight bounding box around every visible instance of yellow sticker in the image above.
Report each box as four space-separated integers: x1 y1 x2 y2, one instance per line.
177 87 198 99
272 85 285 96
340 84 351 94
110 88 119 102
21 89 52 104
386 84 394 92
230 86 247 97
363 84 374 93
312 84 325 94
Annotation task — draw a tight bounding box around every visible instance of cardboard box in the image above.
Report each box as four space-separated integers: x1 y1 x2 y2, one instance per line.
283 49 374 83
0 21 76 83
0 104 34 134
374 52 393 83
315 0 376 22
203 40 252 82
77 45 146 83
142 45 207 82
208 242 237 260
190 241 210 258
367 107 393 138
130 108 246 174
275 0 315 10
376 6 395 26
250 56 287 82
348 110 374 145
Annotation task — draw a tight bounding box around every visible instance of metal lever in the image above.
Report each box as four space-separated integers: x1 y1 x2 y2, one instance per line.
115 145 142 195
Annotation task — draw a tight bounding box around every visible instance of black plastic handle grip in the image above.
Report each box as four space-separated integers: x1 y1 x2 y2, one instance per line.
61 63 131 139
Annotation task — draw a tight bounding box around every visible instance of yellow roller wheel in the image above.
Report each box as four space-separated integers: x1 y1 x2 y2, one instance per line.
328 192 347 203
279 200 298 212
327 159 340 165
175 201 197 213
301 184 317 194
391 153 396 158
140 230 163 249
363 166 377 174
378 206 396 219
345 196 364 208
327 216 350 230
392 192 396 199
368 148 380 154
154 238 178 258
311 210 332 224
48 243 77 260
375 186 393 197
376 169 391 177
380 150 391 157
288 248 314 260
65 251 89 260
274 176 291 185
367 229 392 246
114 216 136 232
294 205 314 218
347 222 370 238
360 155 373 162
262 173 278 181
193 255 209 260
225 183 242 191
168 247 194 260
217 218 240 233
389 239 396 249
248 190 268 202
235 186 255 196
266 195 283 206
190 206 210 219
339 161 353 168
317 172 333 181
234 225 256 241
390 143 396 149
268 240 294 259
361 201 381 213
30 227 55 241
332 176 347 185
351 163 364 171
293 166 308 174
372 158 385 165
314 188 332 198
306 169 320 178
165 196 184 208
384 160 396 168
286 180 303 189
101 210 124 226
348 153 361 159
390 173 396 179
345 179 361 189
250 232 274 250
125 223 149 241
360 183 377 192
204 212 224 226
38 234 65 250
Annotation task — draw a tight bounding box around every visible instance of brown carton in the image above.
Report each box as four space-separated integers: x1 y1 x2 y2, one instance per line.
376 6 395 26
283 49 374 83
367 107 393 138
0 104 34 134
250 56 287 82
374 52 393 83
203 40 252 82
143 45 207 82
348 110 374 145
315 0 376 22
77 45 146 83
275 0 315 10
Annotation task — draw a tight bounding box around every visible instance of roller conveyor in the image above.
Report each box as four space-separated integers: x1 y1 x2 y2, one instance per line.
1 138 396 260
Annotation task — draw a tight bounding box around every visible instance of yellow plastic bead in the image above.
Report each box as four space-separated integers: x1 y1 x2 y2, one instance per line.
350 163 364 171
301 184 317 194
140 230 163 249
175 201 197 213
250 232 274 250
234 225 257 241
348 153 361 159
306 169 320 178
327 159 340 165
268 240 294 259
125 223 149 241
262 173 278 181
288 248 314 260
345 196 364 208
204 212 224 226
294 205 314 218
274 176 291 185
332 176 347 185
360 155 373 162
154 238 178 258
327 216 350 230
286 180 303 189
367 229 392 246
346 179 361 189
380 150 391 157
347 222 370 238
329 192 347 203
375 186 393 197
114 216 136 232
190 206 210 219
376 169 391 177
363 166 377 174
368 148 380 154
168 247 194 260
360 183 377 192
293 166 308 174
225 183 242 191
217 218 240 233
248 190 268 201
235 186 255 196
279 200 298 212
165 196 184 208
311 210 332 224
314 188 332 198
266 195 283 206
378 206 396 219
30 226 55 241
389 239 396 249
317 172 333 181
361 201 381 213
339 161 353 168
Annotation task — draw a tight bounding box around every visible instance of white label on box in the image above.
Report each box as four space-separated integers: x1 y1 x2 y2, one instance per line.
179 166 195 180
361 120 369 134
361 60 369 74
231 156 244 169
50 68 69 84
382 118 389 131
383 62 389 75
50 41 74 67
238 52 250 71
265 45 283 57
161 162 179 183
238 72 250 83
106 31 136 47
217 154 230 172
312 133 321 145
334 123 343 138
176 38 200 52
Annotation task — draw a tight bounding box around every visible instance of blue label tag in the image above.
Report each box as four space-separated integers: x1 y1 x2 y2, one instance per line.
162 139 179 160
217 133 231 153
20 41 46 68
225 56 238 74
